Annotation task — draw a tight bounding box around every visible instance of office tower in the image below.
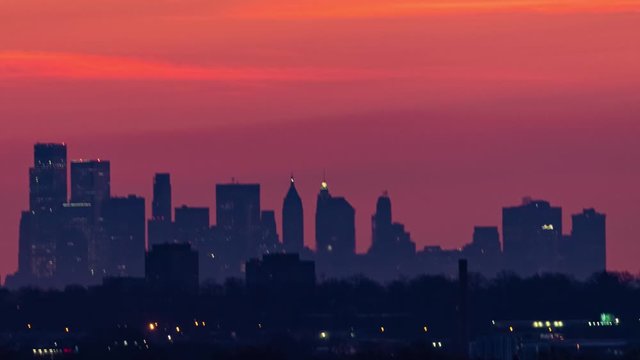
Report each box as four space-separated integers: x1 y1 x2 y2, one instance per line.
30 143 67 213
146 243 199 293
55 203 93 286
502 198 562 276
245 253 315 290
282 176 304 253
70 159 111 278
102 196 146 277
148 173 174 246
259 210 280 253
20 143 68 285
152 173 172 221
70 160 111 209
569 209 606 279
369 192 415 255
462 226 502 277
216 183 261 261
371 192 393 251
175 206 210 247
315 180 356 258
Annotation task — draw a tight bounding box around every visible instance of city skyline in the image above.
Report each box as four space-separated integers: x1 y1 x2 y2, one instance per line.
6 142 606 287
2 0 640 280
0 139 628 279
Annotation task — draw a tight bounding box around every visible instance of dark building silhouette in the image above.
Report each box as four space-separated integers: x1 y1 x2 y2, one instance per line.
282 176 304 253
17 143 69 285
215 183 261 277
315 180 355 257
29 143 67 213
102 195 145 277
148 173 174 246
246 253 315 290
175 206 210 246
55 202 92 286
146 243 199 293
462 227 502 277
70 160 111 210
367 192 416 280
152 173 172 221
503 198 562 276
565 209 606 279
70 159 111 278
259 210 280 254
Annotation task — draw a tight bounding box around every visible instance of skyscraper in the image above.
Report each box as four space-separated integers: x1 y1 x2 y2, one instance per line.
152 173 172 222
371 192 393 253
24 143 68 284
502 198 562 276
70 160 111 279
570 209 606 279
282 176 304 253
315 180 356 258
29 143 67 213
70 160 111 209
174 206 210 247
216 183 261 258
148 173 174 246
55 202 93 286
259 210 280 254
102 195 146 277
146 243 199 293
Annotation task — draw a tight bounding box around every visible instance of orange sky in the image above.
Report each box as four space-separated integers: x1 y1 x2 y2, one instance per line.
1 0 640 278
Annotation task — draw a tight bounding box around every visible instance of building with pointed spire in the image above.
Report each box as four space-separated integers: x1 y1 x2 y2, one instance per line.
282 175 304 253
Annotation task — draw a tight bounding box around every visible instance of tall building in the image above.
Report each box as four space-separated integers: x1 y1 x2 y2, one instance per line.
367 192 416 281
146 243 199 293
315 180 356 258
55 202 93 286
259 210 280 254
102 196 146 277
152 173 172 222
569 209 606 279
29 143 67 213
70 159 111 278
70 160 111 209
215 183 261 261
282 176 304 253
21 143 68 285
462 226 502 277
371 192 392 252
502 198 562 276
175 206 210 246
148 173 174 246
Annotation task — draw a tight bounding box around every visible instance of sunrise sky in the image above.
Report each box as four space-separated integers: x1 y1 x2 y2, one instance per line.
1 0 640 278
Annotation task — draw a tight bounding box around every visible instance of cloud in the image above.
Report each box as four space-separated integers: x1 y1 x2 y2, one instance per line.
225 0 640 20
0 51 401 82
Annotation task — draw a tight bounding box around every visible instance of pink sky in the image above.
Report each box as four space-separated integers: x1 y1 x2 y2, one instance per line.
1 0 640 278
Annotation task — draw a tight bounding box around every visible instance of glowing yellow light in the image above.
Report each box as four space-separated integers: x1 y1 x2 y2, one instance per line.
542 224 554 231
27 323 32 329
148 323 156 331
423 325 428 333
509 326 513 332
321 181 328 190
65 327 70 333
380 326 385 333
194 321 199 327
545 321 551 327
175 326 181 333
319 331 328 339
202 321 206 326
